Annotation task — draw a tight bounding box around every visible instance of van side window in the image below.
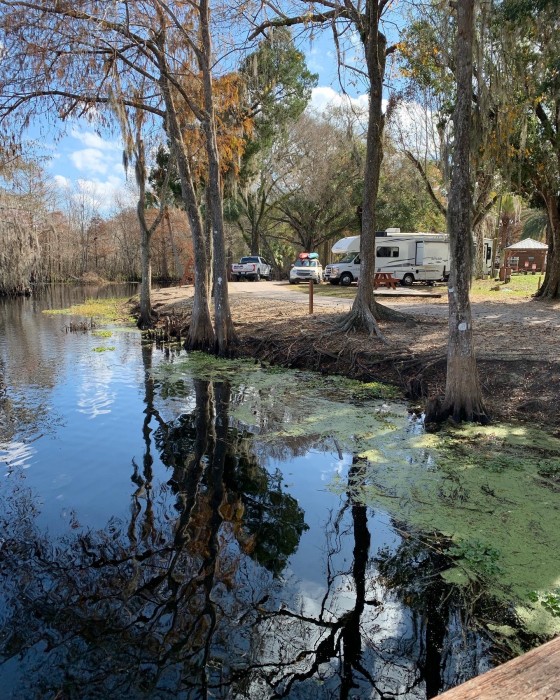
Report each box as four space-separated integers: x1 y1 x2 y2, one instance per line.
354 256 360 264
376 246 399 258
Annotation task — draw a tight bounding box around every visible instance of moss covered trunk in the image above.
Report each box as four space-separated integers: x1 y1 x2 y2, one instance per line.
437 0 487 424
536 193 560 299
200 0 237 356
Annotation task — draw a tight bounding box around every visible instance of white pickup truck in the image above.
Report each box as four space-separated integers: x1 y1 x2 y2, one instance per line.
231 256 272 281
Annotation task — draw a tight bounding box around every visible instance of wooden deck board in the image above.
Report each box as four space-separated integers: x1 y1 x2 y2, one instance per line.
437 636 560 699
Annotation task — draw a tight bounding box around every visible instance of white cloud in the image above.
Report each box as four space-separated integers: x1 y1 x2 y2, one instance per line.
387 101 440 159
49 126 132 212
310 86 369 113
70 148 113 175
53 174 71 189
70 128 120 152
76 175 133 207
53 173 134 213
67 129 125 180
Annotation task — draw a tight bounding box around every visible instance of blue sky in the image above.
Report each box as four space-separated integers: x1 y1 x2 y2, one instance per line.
47 127 129 209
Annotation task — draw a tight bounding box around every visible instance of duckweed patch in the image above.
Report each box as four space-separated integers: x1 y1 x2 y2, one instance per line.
448 540 504 580
317 375 402 401
351 423 560 636
528 589 560 618
92 346 116 353
43 298 133 324
151 352 405 450
92 330 113 338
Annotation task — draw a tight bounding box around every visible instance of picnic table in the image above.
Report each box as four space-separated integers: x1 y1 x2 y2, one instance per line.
374 272 398 289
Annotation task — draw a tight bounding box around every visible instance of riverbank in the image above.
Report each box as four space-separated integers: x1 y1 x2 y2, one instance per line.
135 281 560 431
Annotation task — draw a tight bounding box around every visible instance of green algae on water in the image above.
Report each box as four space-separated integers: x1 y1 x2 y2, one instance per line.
353 423 560 637
43 298 134 324
151 352 406 452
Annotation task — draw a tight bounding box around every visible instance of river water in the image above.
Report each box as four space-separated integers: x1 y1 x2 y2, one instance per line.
0 284 553 699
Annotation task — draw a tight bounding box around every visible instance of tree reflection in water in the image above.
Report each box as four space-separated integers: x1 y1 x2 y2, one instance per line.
0 347 310 698
0 344 495 699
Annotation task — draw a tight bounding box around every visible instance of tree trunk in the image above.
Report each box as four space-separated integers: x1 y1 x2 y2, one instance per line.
338 9 399 335
157 54 215 351
536 193 560 298
137 221 153 329
205 186 213 294
166 209 183 279
199 0 238 356
134 136 155 330
432 0 488 425
473 221 484 278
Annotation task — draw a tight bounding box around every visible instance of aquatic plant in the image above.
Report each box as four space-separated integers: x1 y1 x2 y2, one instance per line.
448 539 503 580
43 297 133 323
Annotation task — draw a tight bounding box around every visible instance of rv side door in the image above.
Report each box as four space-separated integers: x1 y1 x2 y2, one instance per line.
415 241 428 280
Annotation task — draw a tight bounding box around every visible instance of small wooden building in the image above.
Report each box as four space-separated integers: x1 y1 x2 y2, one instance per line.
505 238 548 272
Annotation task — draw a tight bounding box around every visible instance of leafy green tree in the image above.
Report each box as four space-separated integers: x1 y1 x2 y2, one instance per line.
229 27 317 256
267 110 364 252
251 1 407 337
148 145 182 207
494 0 560 298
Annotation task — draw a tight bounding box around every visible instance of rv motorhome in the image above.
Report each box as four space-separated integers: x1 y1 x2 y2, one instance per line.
324 230 493 285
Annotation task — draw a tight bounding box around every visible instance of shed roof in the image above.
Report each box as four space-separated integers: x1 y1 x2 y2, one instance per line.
505 237 548 250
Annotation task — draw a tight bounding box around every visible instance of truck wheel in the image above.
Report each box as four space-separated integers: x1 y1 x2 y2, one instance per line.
289 279 297 285
255 271 261 281
329 279 340 285
233 275 240 282
340 272 353 286
401 273 414 287
314 277 320 284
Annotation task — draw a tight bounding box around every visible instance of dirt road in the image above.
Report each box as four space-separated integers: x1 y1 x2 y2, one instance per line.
234 280 559 326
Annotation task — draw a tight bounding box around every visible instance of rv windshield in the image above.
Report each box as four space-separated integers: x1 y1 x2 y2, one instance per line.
337 254 358 263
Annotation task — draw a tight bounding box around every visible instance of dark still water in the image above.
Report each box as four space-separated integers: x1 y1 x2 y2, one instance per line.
0 285 527 699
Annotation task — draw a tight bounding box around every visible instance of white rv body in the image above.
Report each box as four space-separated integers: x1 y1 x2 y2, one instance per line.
374 232 449 284
325 231 493 285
